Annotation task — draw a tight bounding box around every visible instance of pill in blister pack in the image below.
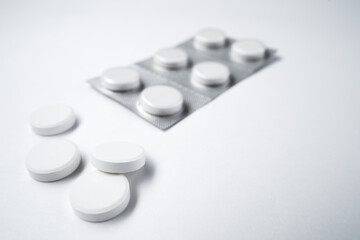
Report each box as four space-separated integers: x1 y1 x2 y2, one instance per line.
87 28 278 130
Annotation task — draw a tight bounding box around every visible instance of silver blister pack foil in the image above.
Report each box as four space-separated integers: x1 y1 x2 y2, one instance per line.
137 38 277 99
87 36 278 130
87 65 211 130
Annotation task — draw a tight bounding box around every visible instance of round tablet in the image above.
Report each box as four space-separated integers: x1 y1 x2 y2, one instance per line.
29 104 76 136
69 171 130 222
194 28 226 50
25 139 81 182
139 85 184 116
231 39 266 62
91 141 146 173
153 48 188 69
101 67 140 91
191 62 230 86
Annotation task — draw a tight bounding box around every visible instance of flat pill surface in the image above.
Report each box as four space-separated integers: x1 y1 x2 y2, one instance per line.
153 48 188 69
29 104 76 136
231 39 266 62
101 67 140 91
191 61 230 86
25 139 80 182
69 171 130 222
91 141 146 173
139 85 184 116
194 28 226 50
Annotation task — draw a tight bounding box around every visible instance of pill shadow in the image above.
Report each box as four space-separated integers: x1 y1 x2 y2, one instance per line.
103 157 156 224
32 153 86 185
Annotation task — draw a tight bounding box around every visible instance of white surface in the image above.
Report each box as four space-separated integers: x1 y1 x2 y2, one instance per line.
69 171 130 222
29 104 76 135
231 39 266 61
153 48 188 69
193 28 226 50
25 139 80 182
139 85 184 115
0 0 360 239
91 141 146 173
191 61 230 86
101 67 140 91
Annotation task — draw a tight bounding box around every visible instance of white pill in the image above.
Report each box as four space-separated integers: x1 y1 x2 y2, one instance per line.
101 67 140 91
194 28 226 50
29 104 76 136
69 171 130 222
139 85 184 116
91 141 145 173
25 139 81 182
231 39 266 62
191 62 230 86
153 48 188 69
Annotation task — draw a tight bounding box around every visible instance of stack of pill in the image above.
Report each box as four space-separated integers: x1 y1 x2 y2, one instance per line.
70 140 145 222
88 28 275 130
27 104 80 182
26 104 146 222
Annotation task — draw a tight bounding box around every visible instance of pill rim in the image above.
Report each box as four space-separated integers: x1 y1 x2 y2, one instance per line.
70 173 130 221
25 140 81 182
91 141 146 173
101 67 141 91
153 48 189 69
230 39 266 62
191 61 230 86
193 29 227 50
29 104 76 136
138 86 184 116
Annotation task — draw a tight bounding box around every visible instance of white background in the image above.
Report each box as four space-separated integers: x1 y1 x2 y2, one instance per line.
1 0 359 239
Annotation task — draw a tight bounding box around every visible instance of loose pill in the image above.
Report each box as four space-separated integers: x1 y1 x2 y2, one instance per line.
69 171 130 222
153 48 188 69
191 61 230 86
25 139 81 182
91 141 145 173
194 28 226 50
29 104 76 136
139 85 184 116
101 67 140 91
231 39 266 62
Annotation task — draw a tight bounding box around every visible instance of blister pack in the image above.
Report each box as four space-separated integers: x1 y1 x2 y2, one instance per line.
87 29 278 130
